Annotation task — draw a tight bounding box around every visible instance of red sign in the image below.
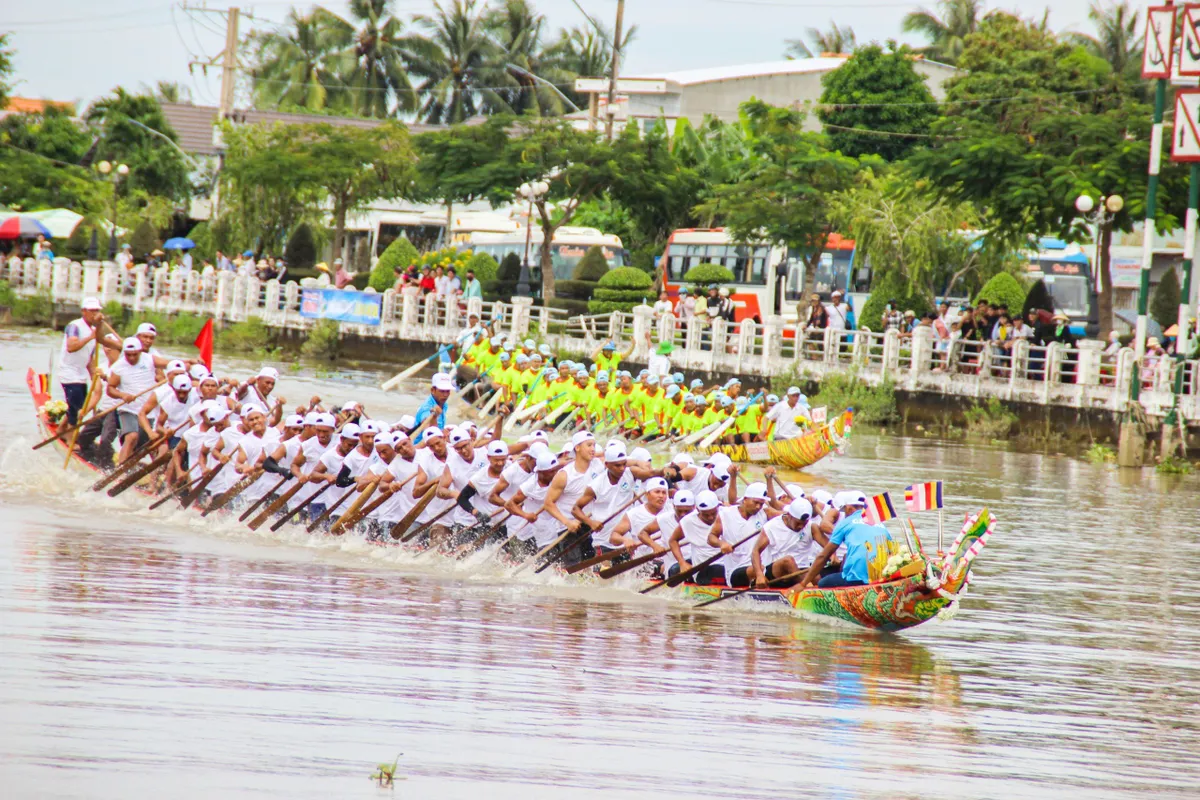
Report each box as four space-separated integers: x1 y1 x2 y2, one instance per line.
1144 6 1178 79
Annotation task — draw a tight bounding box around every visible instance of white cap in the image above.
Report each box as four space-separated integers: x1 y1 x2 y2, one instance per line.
423 426 444 440
629 447 651 463
487 440 510 457
375 432 397 448
702 452 732 469
166 359 187 374
392 430 411 444
710 463 731 482
644 477 668 492
343 401 363 411
787 386 801 396
604 443 627 463
449 427 472 445
359 420 381 435
189 364 210 380
743 481 768 501
204 405 229 423
529 430 548 442
122 337 142 352
397 414 416 430
257 366 279 381
528 441 552 460
136 322 157 335
241 403 266 417
786 483 806 499
303 412 322 426
431 373 454 391
671 453 695 466
786 498 814 521
535 452 557 472
833 490 868 509
82 297 102 310
171 375 192 391
695 490 720 511
571 431 595 447
673 489 696 507
340 422 361 440
812 489 834 506
316 413 337 429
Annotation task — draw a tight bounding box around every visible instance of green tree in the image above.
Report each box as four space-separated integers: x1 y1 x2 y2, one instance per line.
816 43 939 161
697 100 860 298
129 219 160 258
784 21 856 58
187 221 216 262
902 0 983 65
0 108 105 213
370 235 419 291
859 271 933 332
974 271 1028 316
1065 2 1143 83
907 11 1187 336
541 25 617 110
465 250 499 283
84 88 191 201
1151 267 1181 331
484 0 568 117
407 0 507 123
1023 279 1054 316
337 0 420 116
302 121 415 264
411 116 520 214
248 8 357 113
285 222 318 271
0 34 14 110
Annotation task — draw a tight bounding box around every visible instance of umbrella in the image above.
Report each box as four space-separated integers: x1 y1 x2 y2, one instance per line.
0 215 53 240
23 209 84 238
163 237 196 250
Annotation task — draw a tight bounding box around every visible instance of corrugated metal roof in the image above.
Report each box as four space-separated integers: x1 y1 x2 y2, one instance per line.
159 103 449 156
632 56 956 88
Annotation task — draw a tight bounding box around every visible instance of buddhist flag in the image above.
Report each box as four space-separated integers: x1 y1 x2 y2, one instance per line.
863 492 896 525
193 318 214 372
904 481 944 512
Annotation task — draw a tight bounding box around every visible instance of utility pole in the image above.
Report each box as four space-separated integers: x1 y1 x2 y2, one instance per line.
604 0 625 141
218 7 240 119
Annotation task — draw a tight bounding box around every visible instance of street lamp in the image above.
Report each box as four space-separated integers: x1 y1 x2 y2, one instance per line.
96 160 130 260
517 180 549 298
1075 193 1123 295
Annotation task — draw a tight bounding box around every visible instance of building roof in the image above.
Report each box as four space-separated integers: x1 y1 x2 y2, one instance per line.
158 102 447 156
2 96 75 115
632 56 956 89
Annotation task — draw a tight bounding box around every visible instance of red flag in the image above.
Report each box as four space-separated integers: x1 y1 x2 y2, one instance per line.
193 318 214 371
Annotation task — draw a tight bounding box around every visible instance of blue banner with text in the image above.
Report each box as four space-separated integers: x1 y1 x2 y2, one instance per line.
299 289 382 326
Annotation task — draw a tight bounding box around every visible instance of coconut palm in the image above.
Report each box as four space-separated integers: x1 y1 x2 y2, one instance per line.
901 0 983 65
329 0 419 117
784 22 857 59
484 0 565 116
542 22 637 111
248 8 353 113
1065 2 1142 78
406 0 508 124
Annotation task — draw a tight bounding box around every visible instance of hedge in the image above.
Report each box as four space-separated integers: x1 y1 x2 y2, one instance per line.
593 287 651 303
466 251 499 284
683 263 735 285
573 246 610 281
598 266 654 289
974 272 1027 316
1022 279 1053 316
556 279 598 299
370 236 419 292
859 271 932 332
545 297 590 315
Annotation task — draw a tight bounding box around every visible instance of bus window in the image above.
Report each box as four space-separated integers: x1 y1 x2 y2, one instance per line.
1042 275 1089 315
750 247 769 285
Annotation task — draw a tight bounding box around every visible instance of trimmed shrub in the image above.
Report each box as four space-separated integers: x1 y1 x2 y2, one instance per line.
556 279 598 299
683 262 735 286
1151 267 1181 330
589 266 655 313
466 251 499 284
285 222 317 271
186 221 215 263
598 266 654 290
545 297 590 315
573 245 610 281
370 236 419 292
129 219 159 259
492 252 522 297
1022 279 1053 316
63 221 91 260
859 271 932 332
974 272 1027 316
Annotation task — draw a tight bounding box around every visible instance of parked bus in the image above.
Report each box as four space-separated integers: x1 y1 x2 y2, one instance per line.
1026 238 1097 337
461 226 627 286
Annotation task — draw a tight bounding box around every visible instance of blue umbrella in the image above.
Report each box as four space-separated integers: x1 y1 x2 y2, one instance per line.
163 237 196 250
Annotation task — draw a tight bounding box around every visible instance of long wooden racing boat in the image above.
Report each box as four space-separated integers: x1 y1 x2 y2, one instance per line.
652 509 993 632
687 410 853 470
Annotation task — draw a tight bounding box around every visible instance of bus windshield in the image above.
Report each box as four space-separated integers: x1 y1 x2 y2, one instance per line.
666 243 770 284
465 243 625 279
1040 274 1090 316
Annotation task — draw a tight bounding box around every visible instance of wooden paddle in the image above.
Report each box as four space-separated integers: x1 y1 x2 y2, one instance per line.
597 548 664 579
398 502 456 544
106 451 172 497
63 369 104 468
335 471 418 533
269 482 330 531
452 510 511 559
692 569 806 609
148 469 209 510
389 483 438 541
330 479 380 535
639 530 762 595
564 544 628 574
202 469 262 516
180 463 223 510
306 485 358 532
34 380 166 451
247 481 303 530
237 475 291 522
521 494 644 576
381 345 450 390
92 419 193 492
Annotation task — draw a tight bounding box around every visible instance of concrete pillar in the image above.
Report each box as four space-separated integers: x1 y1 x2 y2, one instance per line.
761 314 784 374
100 266 119 302
25 258 39 289
153 267 169 308
656 310 675 346
882 329 901 374
822 326 838 365
444 295 459 331
133 269 147 312
852 330 870 367
737 317 757 368
1118 420 1146 467
230 276 247 322
685 315 703 368
82 262 101 296
1010 339 1029 385
264 280 281 321
244 277 261 319
466 296 483 321
510 296 534 338
608 311 622 341
284 281 299 318
709 317 728 366
423 291 439 331
382 289 398 328
186 271 201 308
1075 339 1104 385
215 271 233 320
167 270 184 311
1154 354 1175 393
911 325 933 374
631 305 655 359
50 260 67 301
36 260 52 291
1115 348 1135 401
401 286 421 332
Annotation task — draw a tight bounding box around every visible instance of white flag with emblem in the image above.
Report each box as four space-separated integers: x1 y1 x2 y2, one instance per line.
1144 5 1177 79
1173 90 1200 161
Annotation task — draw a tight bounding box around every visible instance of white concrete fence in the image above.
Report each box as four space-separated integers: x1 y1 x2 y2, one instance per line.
5 256 1199 422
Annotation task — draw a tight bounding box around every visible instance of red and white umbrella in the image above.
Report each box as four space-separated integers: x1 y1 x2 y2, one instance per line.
0 215 54 240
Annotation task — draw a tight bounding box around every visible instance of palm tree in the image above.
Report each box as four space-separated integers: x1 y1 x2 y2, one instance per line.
1065 2 1142 78
902 0 983 65
484 0 564 116
330 0 419 117
784 22 857 59
406 0 508 124
151 81 192 104
248 8 353 113
542 22 637 110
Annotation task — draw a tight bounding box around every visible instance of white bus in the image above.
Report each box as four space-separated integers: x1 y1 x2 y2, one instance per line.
462 226 627 283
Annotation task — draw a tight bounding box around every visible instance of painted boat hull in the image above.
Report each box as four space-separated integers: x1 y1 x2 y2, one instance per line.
687 411 852 470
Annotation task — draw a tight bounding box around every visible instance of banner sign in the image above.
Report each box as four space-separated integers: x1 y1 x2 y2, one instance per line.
744 441 771 462
300 288 382 325
810 406 828 424
1144 6 1177 79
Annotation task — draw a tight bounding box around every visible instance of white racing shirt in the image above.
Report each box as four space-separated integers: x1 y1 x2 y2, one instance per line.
585 468 635 549
717 505 767 574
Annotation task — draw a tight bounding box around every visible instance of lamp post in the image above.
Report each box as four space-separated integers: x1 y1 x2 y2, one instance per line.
1074 192 1123 335
517 180 549 298
96 160 129 260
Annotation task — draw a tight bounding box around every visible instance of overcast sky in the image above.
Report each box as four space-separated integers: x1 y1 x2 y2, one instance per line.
6 0 1104 110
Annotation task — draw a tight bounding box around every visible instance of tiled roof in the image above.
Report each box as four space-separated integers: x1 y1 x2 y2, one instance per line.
3 96 75 114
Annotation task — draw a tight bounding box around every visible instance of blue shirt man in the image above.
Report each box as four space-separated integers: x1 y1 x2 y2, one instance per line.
413 373 453 441
825 510 893 586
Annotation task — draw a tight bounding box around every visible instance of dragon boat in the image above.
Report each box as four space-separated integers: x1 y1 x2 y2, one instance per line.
649 509 993 632
687 410 853 470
